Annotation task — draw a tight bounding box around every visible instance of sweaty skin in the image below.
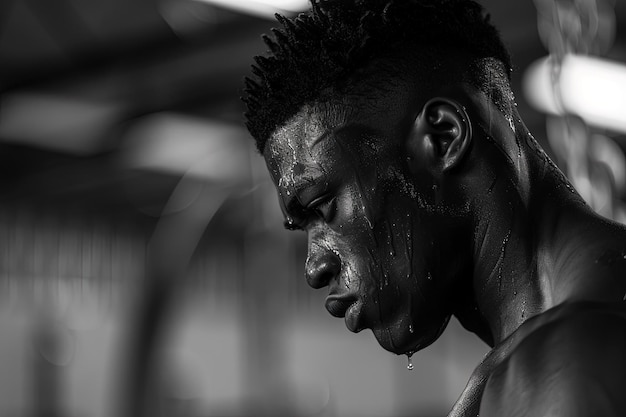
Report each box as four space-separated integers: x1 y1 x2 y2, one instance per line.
263 78 626 416
264 94 469 354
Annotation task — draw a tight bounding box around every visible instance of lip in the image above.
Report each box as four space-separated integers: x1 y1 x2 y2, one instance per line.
325 295 356 318
325 294 364 333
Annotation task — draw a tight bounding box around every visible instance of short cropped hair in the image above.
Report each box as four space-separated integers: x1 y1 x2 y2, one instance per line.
243 0 513 154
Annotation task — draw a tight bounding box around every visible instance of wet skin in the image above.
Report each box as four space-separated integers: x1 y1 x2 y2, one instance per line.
264 98 471 354
263 80 626 415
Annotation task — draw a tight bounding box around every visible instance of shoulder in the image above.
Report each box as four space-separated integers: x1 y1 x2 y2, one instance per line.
480 302 626 417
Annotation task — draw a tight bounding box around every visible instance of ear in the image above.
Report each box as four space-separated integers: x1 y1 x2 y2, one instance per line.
405 97 472 173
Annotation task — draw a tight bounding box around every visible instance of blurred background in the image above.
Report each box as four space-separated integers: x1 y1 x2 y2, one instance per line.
0 0 625 416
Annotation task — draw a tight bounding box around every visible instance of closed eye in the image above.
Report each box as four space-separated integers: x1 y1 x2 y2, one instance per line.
308 195 337 223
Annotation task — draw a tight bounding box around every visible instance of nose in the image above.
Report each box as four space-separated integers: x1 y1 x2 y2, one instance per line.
305 246 341 289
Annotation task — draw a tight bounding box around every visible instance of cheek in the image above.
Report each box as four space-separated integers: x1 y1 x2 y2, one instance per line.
340 205 413 289
329 183 376 236
375 195 439 295
331 227 378 293
332 174 437 293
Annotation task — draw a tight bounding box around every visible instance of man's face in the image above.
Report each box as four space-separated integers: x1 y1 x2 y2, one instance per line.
263 95 464 355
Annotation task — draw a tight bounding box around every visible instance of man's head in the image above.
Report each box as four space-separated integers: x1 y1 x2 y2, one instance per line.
243 0 513 154
243 0 516 354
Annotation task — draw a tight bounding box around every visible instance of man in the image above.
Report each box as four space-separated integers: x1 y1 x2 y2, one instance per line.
242 0 626 415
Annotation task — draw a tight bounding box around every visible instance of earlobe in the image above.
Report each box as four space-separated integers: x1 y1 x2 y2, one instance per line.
405 97 472 173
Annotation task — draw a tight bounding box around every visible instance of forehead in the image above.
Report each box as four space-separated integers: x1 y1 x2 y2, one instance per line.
263 105 336 195
264 87 415 186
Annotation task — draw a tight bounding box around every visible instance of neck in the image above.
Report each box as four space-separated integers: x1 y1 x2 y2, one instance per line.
467 118 626 345
438 85 626 346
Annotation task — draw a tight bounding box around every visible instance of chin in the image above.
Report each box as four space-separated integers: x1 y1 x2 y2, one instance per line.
372 316 451 355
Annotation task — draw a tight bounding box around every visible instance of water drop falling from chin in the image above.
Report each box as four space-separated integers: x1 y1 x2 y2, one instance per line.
406 352 414 371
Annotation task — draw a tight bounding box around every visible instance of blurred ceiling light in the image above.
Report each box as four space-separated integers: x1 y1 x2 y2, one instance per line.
124 112 251 186
0 92 120 155
159 0 218 37
523 54 626 134
191 0 309 18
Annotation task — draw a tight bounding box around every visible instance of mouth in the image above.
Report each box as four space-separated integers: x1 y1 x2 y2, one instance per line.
325 294 363 333
325 295 355 317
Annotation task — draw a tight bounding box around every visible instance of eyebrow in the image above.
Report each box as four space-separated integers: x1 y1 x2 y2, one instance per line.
283 178 318 217
310 128 332 148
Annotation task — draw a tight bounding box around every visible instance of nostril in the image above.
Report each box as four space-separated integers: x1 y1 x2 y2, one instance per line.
306 252 341 289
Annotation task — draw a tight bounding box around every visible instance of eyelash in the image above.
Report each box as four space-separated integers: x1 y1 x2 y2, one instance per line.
282 195 337 231
309 195 337 222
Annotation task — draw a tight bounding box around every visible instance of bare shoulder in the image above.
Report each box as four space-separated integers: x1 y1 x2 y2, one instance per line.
480 302 626 417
